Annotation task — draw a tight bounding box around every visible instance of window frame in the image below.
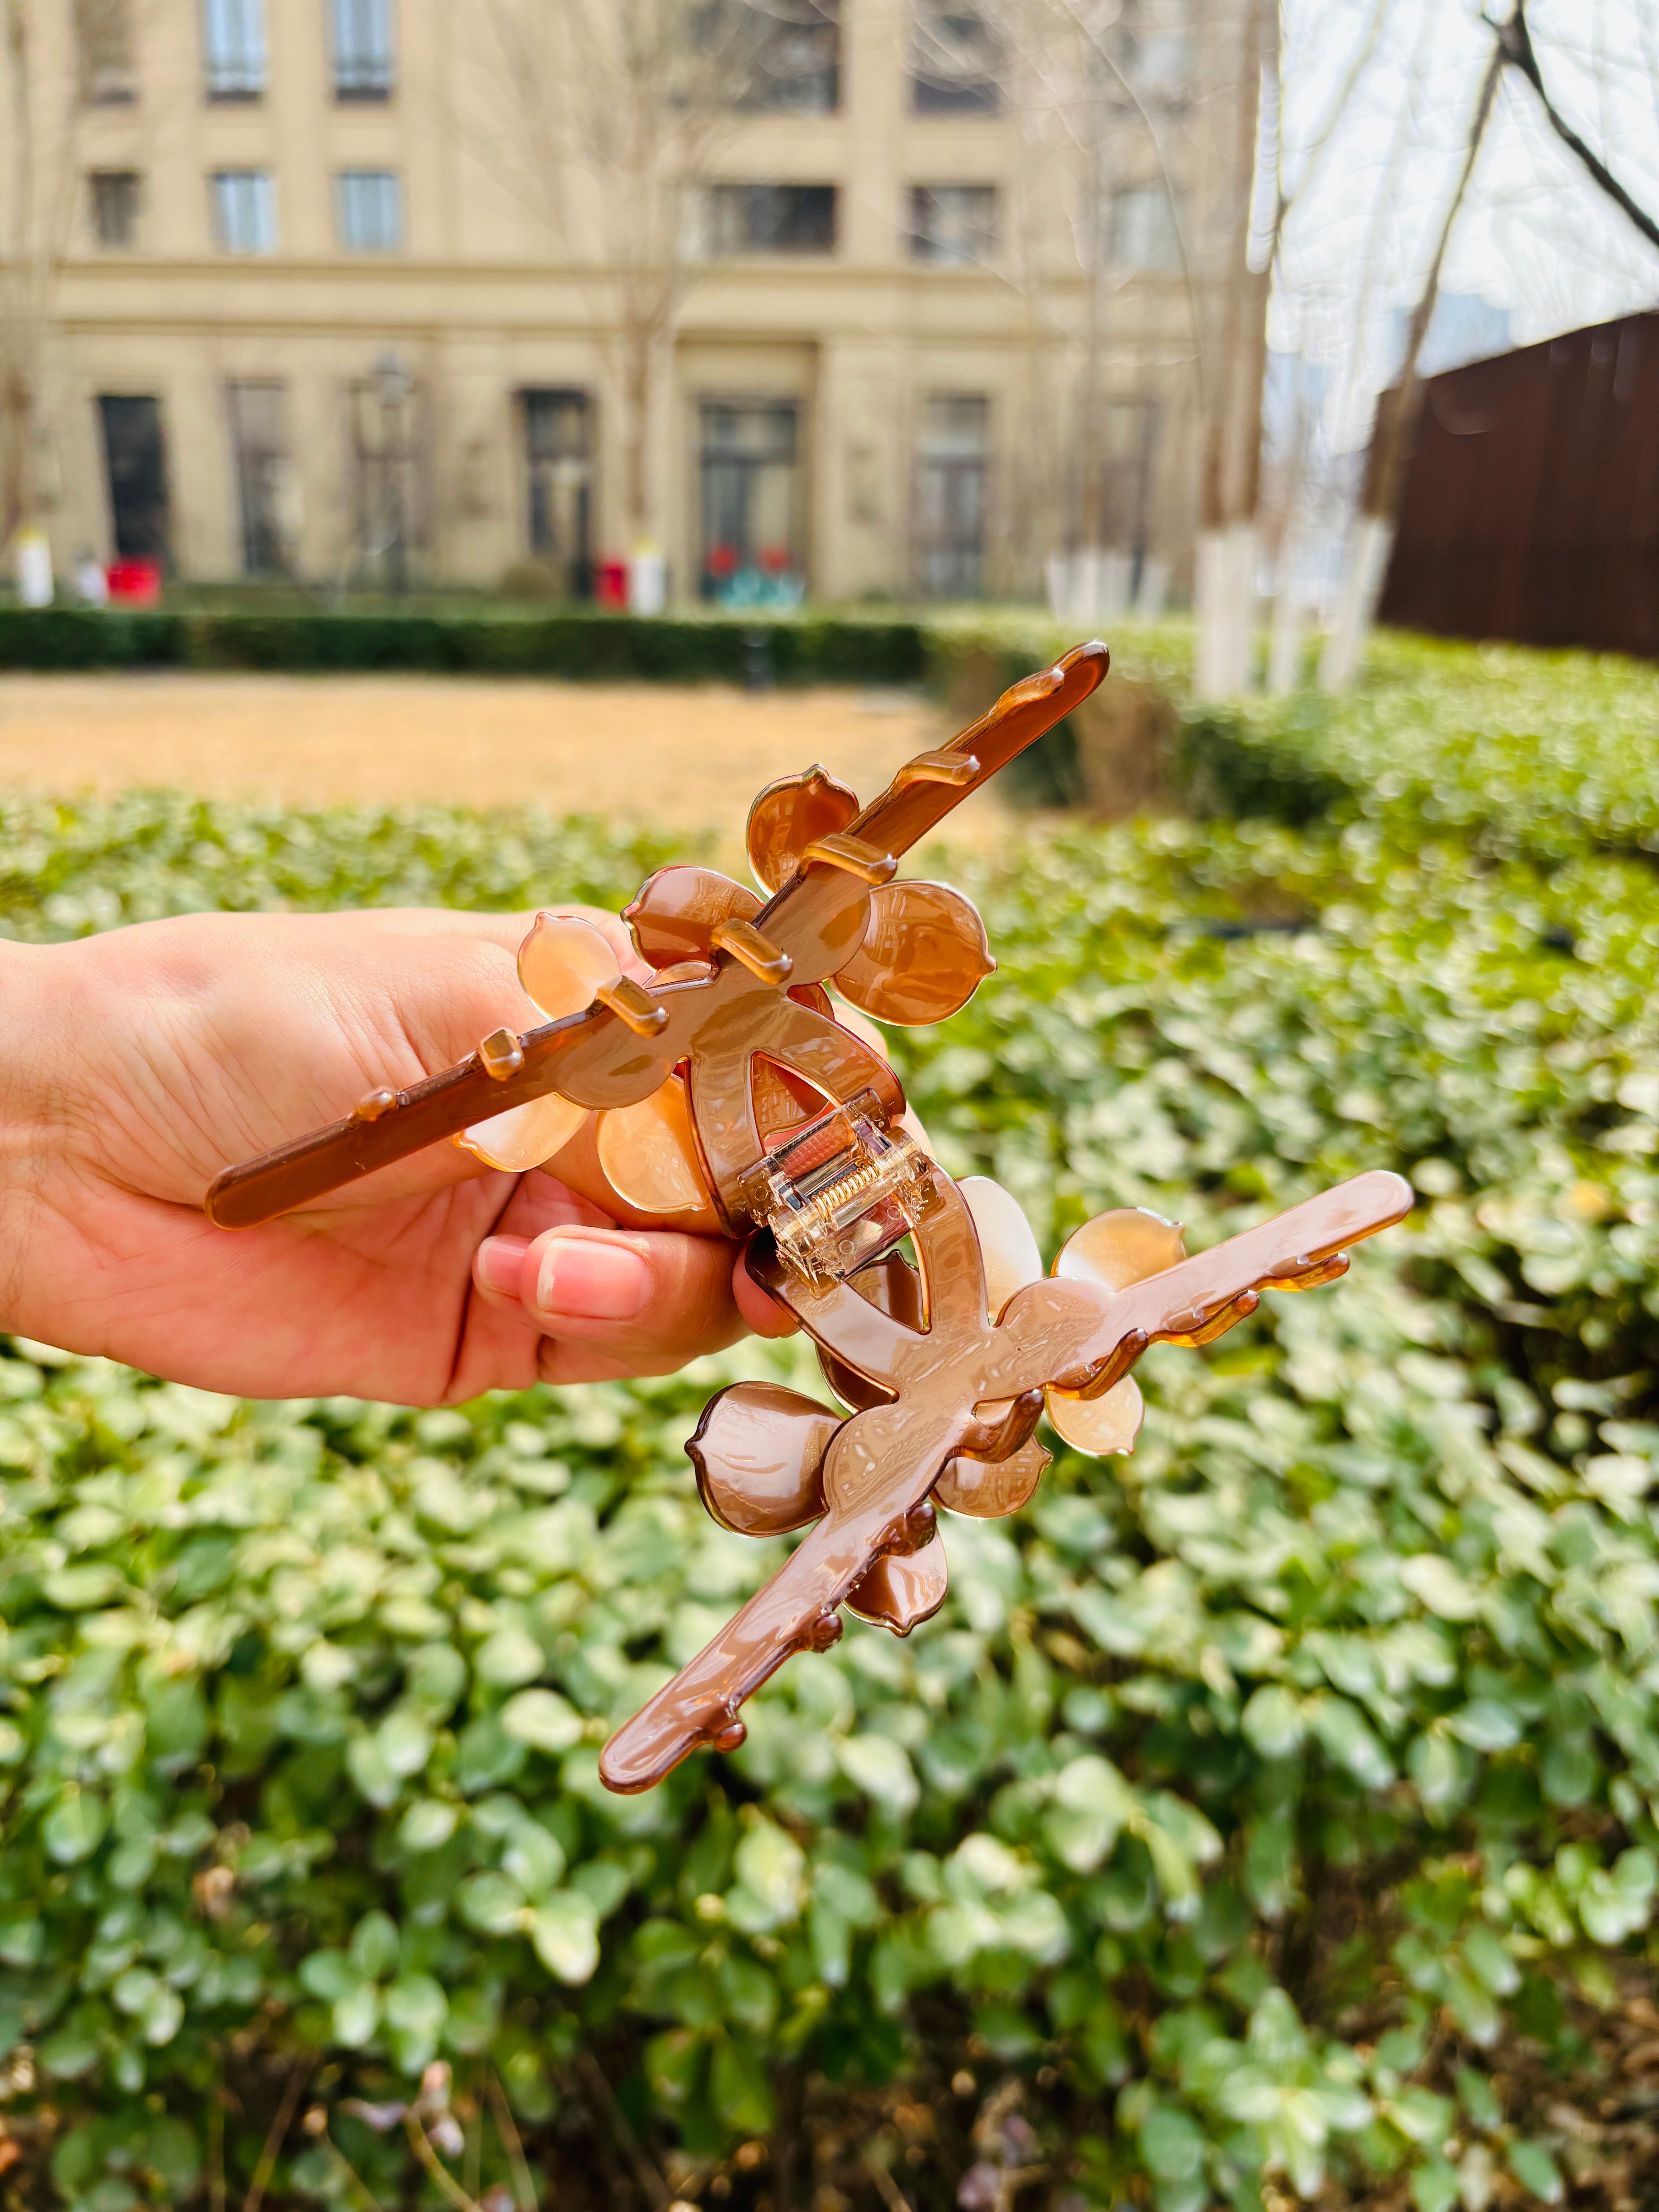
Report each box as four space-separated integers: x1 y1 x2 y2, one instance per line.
334 169 405 254
907 183 999 267
331 0 395 102
210 168 278 256
89 169 143 251
702 182 838 258
202 0 266 100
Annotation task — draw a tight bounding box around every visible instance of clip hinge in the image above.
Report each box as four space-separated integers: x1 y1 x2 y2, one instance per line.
739 1094 934 1288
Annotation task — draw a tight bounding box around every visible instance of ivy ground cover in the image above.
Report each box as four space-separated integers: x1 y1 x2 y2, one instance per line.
0 783 1657 2212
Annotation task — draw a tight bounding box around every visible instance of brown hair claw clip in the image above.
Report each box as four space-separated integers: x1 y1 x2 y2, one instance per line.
206 643 1412 1793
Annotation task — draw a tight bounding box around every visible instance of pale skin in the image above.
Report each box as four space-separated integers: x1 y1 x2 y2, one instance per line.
0 906 799 1403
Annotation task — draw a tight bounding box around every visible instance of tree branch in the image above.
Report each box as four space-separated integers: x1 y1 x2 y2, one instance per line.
1498 0 1659 254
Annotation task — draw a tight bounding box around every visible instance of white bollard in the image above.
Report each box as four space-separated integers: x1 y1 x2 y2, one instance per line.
15 529 53 608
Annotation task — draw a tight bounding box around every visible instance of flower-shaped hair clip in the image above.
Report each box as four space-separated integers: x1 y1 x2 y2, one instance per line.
454 763 997 1227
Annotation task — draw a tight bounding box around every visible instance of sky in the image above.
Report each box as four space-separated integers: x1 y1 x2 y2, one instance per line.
1272 0 1659 448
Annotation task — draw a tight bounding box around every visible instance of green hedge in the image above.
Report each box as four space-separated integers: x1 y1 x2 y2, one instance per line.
1178 633 1659 859
2 793 1659 2210
0 607 935 686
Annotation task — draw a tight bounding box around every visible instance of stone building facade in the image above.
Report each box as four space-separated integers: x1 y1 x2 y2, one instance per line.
14 0 1235 603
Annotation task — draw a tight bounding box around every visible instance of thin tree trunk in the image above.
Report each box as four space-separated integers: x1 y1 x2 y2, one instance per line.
1194 0 1278 702
1320 29 1503 692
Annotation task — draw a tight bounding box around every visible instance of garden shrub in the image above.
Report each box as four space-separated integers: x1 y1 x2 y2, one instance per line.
0 799 1657 2210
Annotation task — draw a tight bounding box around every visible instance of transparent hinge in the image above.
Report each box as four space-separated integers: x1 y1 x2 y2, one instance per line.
738 1093 934 1289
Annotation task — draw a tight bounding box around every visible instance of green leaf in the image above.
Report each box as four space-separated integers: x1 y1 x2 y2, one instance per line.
530 1893 601 1985
43 1788 108 1865
1506 2142 1563 2204
500 1687 585 1752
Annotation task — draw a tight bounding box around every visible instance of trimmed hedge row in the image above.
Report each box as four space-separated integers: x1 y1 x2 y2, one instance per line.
0 607 943 685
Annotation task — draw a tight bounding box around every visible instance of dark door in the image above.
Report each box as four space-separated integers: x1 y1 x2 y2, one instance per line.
699 399 802 595
98 394 171 562
522 390 593 596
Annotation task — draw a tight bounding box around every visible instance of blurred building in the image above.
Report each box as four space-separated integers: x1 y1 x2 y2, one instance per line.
13 0 1248 602
1380 311 1659 660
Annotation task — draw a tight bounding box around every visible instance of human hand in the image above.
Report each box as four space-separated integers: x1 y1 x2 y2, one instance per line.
0 907 799 1403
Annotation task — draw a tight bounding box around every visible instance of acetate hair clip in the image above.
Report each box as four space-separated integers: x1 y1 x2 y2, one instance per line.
207 643 1412 1793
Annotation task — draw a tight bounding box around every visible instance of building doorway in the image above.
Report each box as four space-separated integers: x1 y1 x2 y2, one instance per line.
916 394 988 598
97 394 171 563
699 398 804 603
520 389 593 597
227 381 291 574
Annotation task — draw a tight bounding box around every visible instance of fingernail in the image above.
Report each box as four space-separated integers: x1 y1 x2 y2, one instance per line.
475 1236 529 1298
535 1236 651 1322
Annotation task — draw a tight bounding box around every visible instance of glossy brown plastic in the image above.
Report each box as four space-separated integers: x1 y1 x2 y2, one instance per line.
597 1167 1412 1792
204 642 1109 1230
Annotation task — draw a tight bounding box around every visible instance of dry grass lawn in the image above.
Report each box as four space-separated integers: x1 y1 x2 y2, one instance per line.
0 674 1018 854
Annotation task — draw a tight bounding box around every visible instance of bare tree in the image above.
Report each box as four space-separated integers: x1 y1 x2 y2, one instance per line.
475 0 807 564
1 0 129 560
1191 0 1278 699
1318 20 1504 690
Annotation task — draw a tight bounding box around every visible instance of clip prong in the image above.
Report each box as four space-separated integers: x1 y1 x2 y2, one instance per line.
595 976 669 1037
801 832 898 886
478 1027 525 1080
894 750 980 789
710 917 793 985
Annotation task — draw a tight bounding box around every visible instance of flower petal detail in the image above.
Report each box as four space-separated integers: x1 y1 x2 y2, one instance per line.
959 1176 1044 1321
845 1537 948 1635
1054 1207 1187 1291
934 1436 1050 1518
595 1075 719 1227
457 1091 586 1173
517 911 621 1021
1045 1377 1144 1459
746 765 859 893
623 865 760 970
689 1381 840 1536
834 881 993 1026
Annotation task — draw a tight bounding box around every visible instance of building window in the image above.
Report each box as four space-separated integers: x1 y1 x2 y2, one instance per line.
1110 182 1182 272
335 170 403 252
98 395 171 562
227 382 292 573
77 0 137 104
332 0 394 100
211 169 277 254
910 1 1001 115
700 400 804 602
916 395 988 599
349 357 419 590
703 184 836 257
89 170 142 250
908 184 997 265
522 390 594 597
203 0 266 98
1117 0 1192 104
739 0 839 115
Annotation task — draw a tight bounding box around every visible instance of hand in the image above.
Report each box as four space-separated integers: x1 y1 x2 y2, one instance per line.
0 908 797 1403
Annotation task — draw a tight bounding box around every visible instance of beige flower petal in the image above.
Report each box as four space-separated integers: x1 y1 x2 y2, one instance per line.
1044 1376 1146 1458
959 1175 1044 1321
457 1090 586 1173
596 1075 720 1228
518 910 622 1021
835 880 993 1026
1054 1207 1187 1291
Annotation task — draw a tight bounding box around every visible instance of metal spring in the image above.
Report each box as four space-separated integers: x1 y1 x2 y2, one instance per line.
800 1156 885 1227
